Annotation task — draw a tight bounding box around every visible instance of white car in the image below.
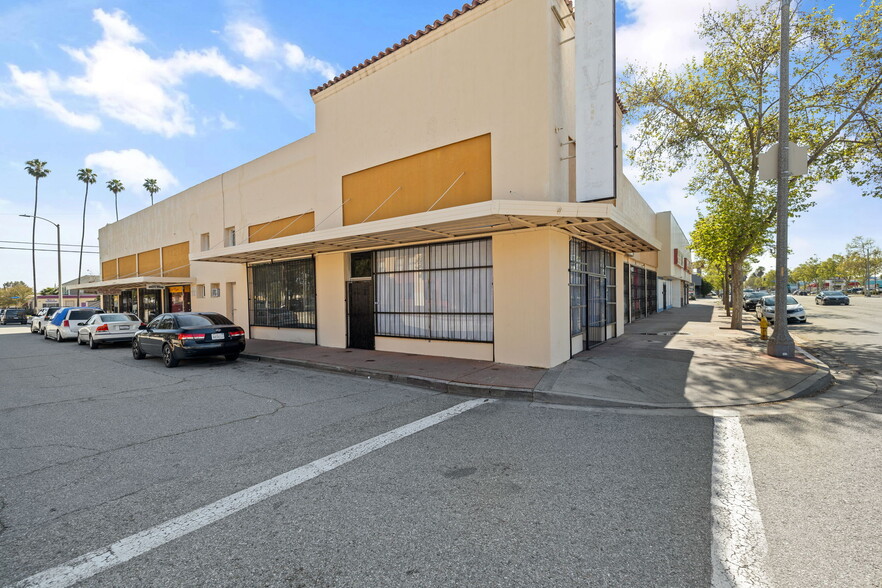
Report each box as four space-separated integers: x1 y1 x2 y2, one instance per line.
43 308 104 341
77 313 144 348
755 295 806 324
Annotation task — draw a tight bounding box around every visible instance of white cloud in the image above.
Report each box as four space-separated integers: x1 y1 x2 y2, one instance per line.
226 21 276 60
84 149 178 201
5 8 260 137
283 43 337 80
218 113 238 130
223 19 337 80
7 65 101 130
615 0 762 71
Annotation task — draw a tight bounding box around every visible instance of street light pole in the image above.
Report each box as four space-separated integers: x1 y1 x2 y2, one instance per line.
20 214 62 307
767 0 796 358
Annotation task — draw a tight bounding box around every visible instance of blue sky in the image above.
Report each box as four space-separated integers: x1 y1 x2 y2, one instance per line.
0 0 878 289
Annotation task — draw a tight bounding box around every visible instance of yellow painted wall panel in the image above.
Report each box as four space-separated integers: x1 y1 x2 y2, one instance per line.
138 249 161 276
102 259 118 281
342 134 491 226
248 212 315 243
162 242 190 277
118 255 137 279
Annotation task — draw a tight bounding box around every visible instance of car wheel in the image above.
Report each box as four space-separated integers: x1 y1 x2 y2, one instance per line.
55 330 63 342
162 344 179 368
132 340 146 360
224 353 239 362
89 335 99 349
31 324 37 333
43 329 49 340
77 334 85 345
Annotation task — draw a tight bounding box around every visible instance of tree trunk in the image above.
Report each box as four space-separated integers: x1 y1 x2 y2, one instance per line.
730 257 745 329
77 184 88 307
31 179 38 311
722 271 731 315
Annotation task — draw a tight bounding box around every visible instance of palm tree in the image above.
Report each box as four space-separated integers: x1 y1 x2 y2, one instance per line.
76 168 98 307
143 178 160 206
107 179 125 221
25 159 50 311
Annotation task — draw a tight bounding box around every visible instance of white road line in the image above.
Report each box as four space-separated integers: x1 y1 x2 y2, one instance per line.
711 415 773 588
14 398 494 588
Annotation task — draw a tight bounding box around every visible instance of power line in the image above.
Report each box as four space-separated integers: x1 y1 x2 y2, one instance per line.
0 240 99 248
0 246 100 254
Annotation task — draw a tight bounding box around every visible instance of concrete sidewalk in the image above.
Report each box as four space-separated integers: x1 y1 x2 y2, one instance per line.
240 299 831 408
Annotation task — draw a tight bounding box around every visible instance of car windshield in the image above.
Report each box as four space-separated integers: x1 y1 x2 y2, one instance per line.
7 310 25 315
176 314 233 327
823 291 845 296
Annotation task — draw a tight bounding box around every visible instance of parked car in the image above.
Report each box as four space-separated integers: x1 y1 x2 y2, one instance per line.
31 307 60 334
743 291 770 311
755 295 806 324
815 291 850 305
846 286 863 294
0 308 29 325
77 313 144 348
132 312 246 368
43 307 105 341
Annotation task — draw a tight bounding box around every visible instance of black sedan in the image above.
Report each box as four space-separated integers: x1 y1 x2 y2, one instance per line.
815 290 850 305
743 291 770 311
132 312 246 368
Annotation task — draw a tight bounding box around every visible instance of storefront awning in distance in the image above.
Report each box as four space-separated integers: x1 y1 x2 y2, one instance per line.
66 276 196 294
191 200 661 264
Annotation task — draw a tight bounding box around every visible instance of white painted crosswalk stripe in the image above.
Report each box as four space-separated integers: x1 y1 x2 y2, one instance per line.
14 398 494 588
711 414 772 588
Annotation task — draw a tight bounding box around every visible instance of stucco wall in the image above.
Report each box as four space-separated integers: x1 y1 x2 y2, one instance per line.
493 228 570 368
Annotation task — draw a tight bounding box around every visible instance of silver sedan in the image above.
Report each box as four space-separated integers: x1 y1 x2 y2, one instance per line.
77 313 144 349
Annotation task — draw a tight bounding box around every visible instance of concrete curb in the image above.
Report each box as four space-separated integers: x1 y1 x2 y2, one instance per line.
242 343 835 409
240 352 535 402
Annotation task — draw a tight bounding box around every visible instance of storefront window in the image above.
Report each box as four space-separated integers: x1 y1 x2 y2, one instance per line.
167 285 191 313
374 239 493 342
139 289 162 323
249 258 316 328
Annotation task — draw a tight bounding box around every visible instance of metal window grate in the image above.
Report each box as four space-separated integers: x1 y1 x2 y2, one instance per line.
374 239 493 342
249 258 316 328
570 239 616 346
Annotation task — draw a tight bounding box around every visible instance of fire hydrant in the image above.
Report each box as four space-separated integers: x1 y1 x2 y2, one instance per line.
759 315 769 340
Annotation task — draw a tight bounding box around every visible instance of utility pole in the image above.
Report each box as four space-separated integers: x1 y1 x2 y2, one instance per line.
767 0 796 358
21 214 62 308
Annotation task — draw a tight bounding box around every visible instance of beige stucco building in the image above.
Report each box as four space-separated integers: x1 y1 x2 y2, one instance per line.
85 0 692 369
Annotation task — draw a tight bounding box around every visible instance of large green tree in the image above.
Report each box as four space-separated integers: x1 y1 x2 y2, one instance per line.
620 0 882 328
77 168 97 307
24 159 50 310
0 281 34 308
845 236 882 292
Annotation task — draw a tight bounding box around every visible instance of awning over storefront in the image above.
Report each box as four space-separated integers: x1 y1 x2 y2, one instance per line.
66 276 195 294
191 200 661 264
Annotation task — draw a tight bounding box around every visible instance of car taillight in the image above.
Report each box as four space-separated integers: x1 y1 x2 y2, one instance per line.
63 320 69 327
229 329 245 337
139 323 146 329
178 333 203 341
96 324 109 332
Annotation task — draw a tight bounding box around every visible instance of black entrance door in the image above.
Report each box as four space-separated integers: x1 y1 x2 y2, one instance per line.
347 280 375 350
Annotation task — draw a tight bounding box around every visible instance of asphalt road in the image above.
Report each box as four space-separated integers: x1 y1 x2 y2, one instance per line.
1 298 879 587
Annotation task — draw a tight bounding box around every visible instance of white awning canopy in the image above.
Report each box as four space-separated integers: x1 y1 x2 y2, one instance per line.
191 200 661 264
67 276 195 294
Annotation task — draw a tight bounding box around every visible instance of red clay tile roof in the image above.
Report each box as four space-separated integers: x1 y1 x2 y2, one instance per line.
309 0 627 113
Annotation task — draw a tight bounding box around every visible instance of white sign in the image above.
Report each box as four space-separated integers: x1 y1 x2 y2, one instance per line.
758 142 808 180
576 0 616 202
